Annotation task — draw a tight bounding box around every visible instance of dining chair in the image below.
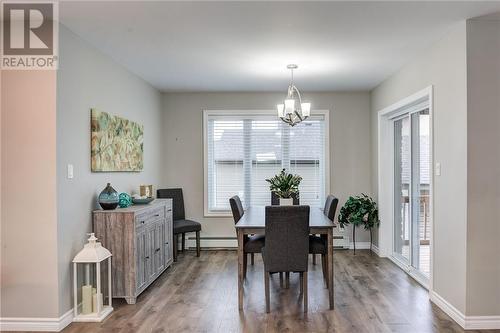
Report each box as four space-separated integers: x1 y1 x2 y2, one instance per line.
262 205 310 313
229 195 265 278
309 195 338 285
157 188 201 261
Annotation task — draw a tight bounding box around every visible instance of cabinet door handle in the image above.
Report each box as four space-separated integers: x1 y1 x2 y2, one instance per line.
155 248 161 252
140 221 145 224
145 256 150 260
167 209 172 212
165 242 169 245
154 214 160 217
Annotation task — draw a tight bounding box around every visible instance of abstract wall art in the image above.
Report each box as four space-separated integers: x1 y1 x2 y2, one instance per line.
91 109 144 172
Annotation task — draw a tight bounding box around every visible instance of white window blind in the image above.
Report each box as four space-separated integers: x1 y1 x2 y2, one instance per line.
206 113 326 213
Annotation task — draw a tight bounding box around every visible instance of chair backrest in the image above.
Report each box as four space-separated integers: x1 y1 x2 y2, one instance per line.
229 195 244 224
323 195 339 221
157 188 185 220
270 192 300 205
264 206 310 273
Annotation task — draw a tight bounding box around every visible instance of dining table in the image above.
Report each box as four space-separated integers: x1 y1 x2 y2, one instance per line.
235 206 336 310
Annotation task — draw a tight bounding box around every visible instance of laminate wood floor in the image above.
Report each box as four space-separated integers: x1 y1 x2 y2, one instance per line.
39 251 500 332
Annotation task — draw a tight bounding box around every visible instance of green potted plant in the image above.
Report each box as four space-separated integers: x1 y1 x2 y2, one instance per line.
338 194 379 254
265 169 302 206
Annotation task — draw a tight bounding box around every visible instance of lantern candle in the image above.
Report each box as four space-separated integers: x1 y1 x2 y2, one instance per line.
82 285 93 314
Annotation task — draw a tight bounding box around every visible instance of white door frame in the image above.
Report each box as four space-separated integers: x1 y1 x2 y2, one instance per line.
377 86 434 291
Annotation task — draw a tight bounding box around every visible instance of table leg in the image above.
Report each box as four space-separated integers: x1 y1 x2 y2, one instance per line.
327 229 334 309
237 229 244 310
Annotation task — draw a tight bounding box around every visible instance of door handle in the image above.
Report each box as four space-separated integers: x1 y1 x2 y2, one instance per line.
155 248 161 252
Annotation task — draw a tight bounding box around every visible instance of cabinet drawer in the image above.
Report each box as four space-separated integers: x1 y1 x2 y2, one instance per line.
135 207 165 228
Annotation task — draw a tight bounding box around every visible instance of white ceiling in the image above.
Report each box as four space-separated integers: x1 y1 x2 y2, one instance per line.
60 1 500 92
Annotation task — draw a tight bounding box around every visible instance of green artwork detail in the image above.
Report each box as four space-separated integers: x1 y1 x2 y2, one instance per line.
91 109 144 172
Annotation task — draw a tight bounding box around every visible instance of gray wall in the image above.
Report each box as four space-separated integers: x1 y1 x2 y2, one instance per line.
466 18 500 316
162 92 372 245
56 26 164 315
370 23 468 312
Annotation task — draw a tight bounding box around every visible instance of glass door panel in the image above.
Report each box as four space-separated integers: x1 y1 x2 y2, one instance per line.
393 109 431 283
412 110 431 278
393 116 410 264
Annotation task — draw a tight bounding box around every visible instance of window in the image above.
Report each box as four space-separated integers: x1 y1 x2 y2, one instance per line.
204 110 329 216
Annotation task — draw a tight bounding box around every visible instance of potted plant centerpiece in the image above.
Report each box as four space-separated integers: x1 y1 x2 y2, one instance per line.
338 194 379 254
266 169 302 206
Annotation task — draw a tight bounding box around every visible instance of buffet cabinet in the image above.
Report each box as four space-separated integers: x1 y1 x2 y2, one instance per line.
93 199 173 304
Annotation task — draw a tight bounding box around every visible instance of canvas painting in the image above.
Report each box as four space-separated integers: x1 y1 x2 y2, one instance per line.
91 109 144 172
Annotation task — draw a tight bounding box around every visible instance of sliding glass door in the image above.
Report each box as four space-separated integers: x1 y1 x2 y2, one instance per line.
393 109 431 284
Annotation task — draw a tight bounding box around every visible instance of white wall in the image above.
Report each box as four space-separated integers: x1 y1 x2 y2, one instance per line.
56 26 163 316
162 92 372 245
370 23 468 313
1 70 59 318
466 18 500 316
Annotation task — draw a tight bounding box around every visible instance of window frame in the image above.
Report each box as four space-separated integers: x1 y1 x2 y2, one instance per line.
203 109 330 217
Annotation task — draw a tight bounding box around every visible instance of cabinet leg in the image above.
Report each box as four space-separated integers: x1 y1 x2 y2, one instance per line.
125 297 136 305
196 231 201 257
181 233 185 252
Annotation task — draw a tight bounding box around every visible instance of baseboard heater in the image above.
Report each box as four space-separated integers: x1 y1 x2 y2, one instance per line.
185 235 350 250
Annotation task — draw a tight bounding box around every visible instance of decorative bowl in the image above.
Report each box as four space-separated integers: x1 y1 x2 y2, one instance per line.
132 197 154 205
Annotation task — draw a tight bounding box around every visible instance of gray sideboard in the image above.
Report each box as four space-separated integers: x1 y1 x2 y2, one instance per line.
93 199 173 304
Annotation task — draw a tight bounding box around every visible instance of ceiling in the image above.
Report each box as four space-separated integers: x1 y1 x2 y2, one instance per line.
60 1 500 92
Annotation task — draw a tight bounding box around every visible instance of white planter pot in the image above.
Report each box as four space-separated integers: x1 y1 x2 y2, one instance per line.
279 198 294 206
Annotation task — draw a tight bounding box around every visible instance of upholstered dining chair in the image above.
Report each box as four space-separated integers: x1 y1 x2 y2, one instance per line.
262 205 310 313
309 195 338 285
229 195 265 278
157 188 201 261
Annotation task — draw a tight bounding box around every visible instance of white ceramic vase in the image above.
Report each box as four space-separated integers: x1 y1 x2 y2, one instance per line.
279 198 294 206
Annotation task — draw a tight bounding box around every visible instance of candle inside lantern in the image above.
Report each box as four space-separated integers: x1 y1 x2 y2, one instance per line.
82 285 93 314
92 291 103 313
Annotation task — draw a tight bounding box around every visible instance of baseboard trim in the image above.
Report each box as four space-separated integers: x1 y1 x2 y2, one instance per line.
371 243 381 256
348 241 372 250
0 309 73 332
186 237 237 248
185 236 352 249
465 316 500 330
430 291 500 330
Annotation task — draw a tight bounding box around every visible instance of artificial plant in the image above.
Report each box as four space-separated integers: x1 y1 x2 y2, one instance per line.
265 169 302 199
338 193 379 254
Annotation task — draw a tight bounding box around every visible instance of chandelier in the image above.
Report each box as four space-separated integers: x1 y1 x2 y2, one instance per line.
277 64 311 127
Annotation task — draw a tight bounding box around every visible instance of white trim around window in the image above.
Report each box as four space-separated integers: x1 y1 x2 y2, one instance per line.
203 109 330 217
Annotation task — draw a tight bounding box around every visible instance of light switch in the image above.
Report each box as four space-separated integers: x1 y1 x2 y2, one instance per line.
67 164 74 179
435 162 441 176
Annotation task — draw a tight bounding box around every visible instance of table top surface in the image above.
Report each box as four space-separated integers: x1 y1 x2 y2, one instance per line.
235 206 335 229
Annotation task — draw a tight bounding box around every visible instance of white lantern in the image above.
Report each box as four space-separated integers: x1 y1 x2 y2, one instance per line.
72 233 113 322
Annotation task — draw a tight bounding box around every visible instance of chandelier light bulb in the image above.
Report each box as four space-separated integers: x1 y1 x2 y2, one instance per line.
277 104 285 118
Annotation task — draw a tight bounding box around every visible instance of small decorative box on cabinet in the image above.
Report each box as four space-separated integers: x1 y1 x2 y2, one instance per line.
93 199 173 304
